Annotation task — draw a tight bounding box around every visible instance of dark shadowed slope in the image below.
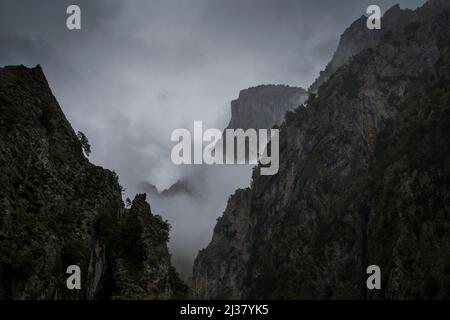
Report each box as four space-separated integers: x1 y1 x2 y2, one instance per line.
0 65 187 299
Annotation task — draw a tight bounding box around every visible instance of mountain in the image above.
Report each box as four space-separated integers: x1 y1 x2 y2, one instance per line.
141 179 196 199
226 85 308 130
216 84 308 163
193 0 450 299
143 85 308 194
309 1 449 93
0 65 187 299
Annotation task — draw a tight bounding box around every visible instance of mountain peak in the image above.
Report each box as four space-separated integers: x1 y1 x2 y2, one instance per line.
227 85 308 130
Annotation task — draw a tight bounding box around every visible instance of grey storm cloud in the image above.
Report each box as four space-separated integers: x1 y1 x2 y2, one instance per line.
1 0 425 280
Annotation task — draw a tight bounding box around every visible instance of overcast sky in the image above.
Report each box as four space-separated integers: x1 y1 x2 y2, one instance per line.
0 0 426 279
0 0 425 191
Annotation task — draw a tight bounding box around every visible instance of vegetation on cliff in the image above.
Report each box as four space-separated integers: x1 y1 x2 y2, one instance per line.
0 65 187 299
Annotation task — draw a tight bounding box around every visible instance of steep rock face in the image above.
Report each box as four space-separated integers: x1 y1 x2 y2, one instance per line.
219 85 308 163
309 1 450 93
227 85 308 131
0 65 186 299
193 189 251 299
367 54 450 299
193 0 450 299
107 194 188 299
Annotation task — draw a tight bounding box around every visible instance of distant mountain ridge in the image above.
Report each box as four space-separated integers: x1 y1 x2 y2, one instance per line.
141 179 195 199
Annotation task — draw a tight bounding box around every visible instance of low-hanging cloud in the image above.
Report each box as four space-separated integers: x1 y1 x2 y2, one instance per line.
1 0 425 281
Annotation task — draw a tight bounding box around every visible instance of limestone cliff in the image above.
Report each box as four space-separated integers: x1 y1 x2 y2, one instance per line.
226 85 308 131
217 84 307 163
193 0 450 299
